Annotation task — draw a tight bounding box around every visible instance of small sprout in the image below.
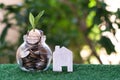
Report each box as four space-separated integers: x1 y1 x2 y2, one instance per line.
29 10 45 31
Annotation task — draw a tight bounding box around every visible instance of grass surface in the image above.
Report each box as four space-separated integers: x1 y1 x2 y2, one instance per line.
0 64 120 80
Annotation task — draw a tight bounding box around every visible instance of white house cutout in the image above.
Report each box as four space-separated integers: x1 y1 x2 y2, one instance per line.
53 46 73 72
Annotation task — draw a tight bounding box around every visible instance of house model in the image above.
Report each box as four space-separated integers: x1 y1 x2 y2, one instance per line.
53 46 73 72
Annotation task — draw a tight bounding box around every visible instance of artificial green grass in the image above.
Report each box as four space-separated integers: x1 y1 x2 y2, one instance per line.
0 64 120 80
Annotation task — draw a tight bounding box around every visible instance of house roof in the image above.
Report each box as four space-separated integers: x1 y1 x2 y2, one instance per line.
54 46 72 55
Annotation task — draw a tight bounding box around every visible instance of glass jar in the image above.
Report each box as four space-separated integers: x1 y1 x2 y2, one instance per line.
16 29 52 71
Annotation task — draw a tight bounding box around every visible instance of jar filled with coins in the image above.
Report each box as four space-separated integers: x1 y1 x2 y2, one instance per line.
16 29 52 71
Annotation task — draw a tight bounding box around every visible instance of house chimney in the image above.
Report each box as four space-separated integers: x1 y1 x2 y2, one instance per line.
55 46 60 50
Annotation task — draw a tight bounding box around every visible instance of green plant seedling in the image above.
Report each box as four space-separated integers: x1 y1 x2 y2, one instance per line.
29 10 44 31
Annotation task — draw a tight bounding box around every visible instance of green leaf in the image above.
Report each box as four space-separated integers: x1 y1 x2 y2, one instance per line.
0 3 4 9
35 10 44 26
0 24 11 45
29 12 35 29
99 36 115 54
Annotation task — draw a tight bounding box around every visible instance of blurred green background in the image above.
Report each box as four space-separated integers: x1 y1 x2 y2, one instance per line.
0 0 120 64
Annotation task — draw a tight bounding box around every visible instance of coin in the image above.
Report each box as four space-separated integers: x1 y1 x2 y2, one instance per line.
21 47 48 70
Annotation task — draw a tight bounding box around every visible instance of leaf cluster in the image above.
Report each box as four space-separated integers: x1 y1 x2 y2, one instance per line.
29 10 44 30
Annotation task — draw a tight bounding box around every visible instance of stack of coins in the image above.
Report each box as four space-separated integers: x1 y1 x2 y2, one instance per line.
21 45 48 71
